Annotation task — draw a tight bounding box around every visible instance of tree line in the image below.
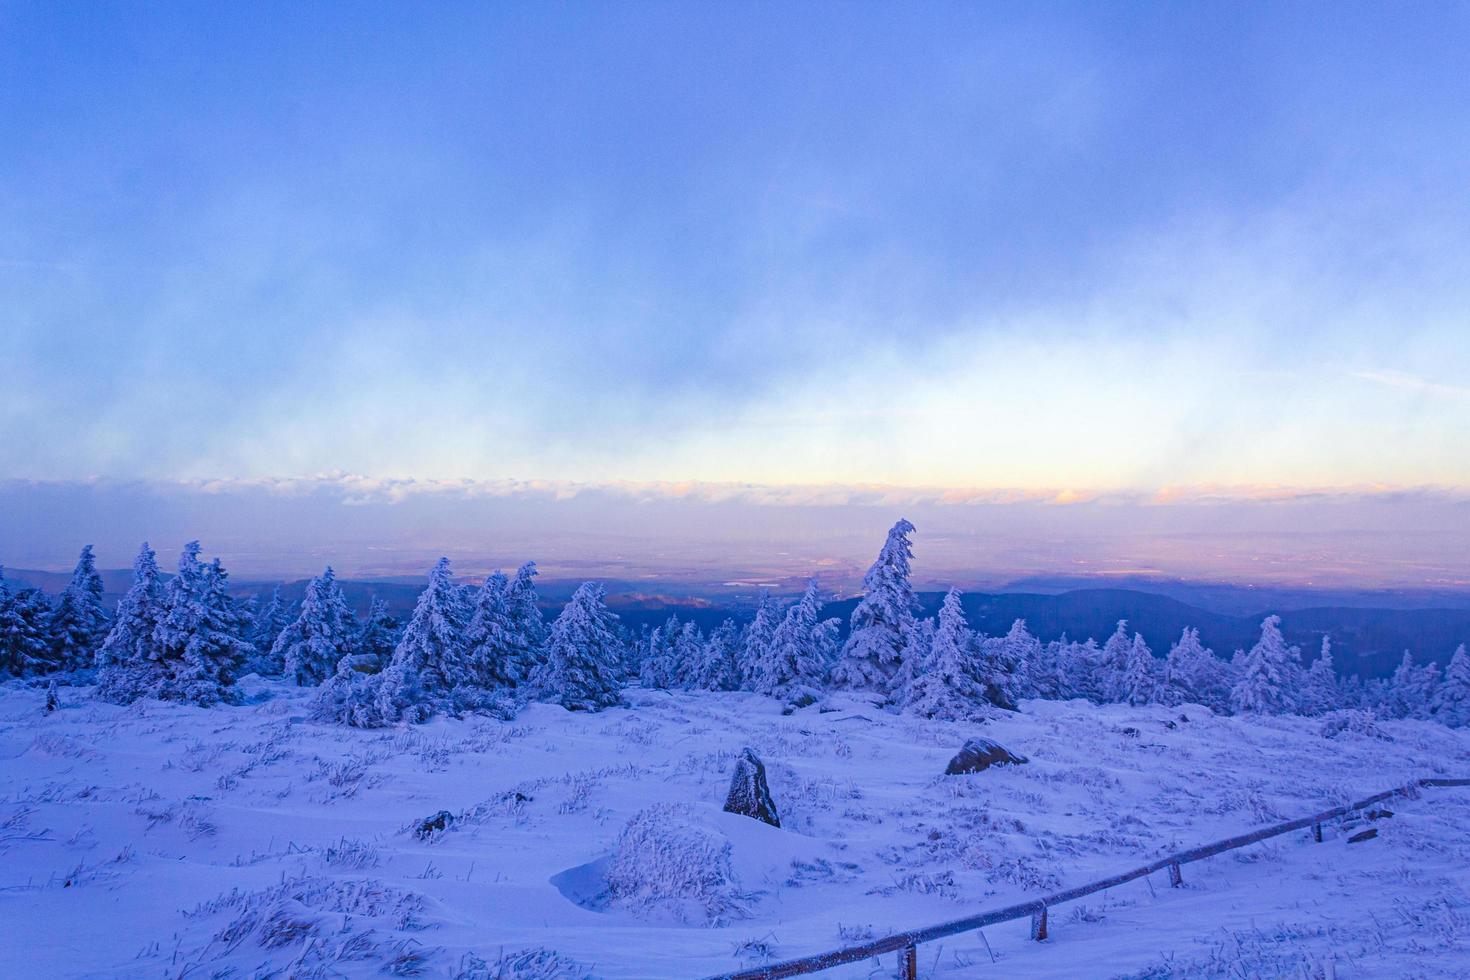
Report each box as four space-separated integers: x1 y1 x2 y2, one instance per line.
2 523 1467 729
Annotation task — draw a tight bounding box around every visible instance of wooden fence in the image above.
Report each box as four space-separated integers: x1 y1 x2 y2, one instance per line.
705 776 1470 980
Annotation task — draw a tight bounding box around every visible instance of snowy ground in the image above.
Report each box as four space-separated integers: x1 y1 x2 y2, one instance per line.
3 680 1469 979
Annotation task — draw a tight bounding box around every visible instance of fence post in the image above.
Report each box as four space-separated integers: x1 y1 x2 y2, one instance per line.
1168 862 1183 888
901 943 917 979
1313 822 1323 843
1030 905 1048 941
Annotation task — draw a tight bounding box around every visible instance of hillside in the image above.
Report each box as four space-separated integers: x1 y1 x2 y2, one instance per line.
2 680 1467 978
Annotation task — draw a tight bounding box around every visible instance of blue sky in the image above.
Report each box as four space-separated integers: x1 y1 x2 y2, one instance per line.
3 3 1470 576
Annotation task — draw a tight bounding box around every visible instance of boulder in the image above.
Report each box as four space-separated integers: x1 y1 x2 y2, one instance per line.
723 748 780 828
944 738 1028 776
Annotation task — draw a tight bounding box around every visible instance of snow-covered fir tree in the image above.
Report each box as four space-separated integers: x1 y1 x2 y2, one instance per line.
905 588 989 720
373 558 475 722
504 562 548 683
1388 651 1440 720
1230 615 1299 715
639 617 680 689
1431 644 1470 727
738 592 778 690
346 597 397 674
536 581 624 711
110 543 254 705
94 543 165 698
247 586 293 673
750 581 838 704
464 573 519 689
670 620 706 689
690 618 742 691
272 568 359 686
1119 632 1158 706
1161 627 1232 711
1096 620 1133 703
1299 637 1341 716
47 545 109 671
0 568 54 676
831 519 920 698
974 619 1035 710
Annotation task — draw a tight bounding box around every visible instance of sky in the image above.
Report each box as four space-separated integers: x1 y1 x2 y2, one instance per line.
3 3 1469 584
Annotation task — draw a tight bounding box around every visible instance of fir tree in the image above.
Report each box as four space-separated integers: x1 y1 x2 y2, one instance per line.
670 620 706 689
1120 633 1158 706
374 558 473 721
751 581 838 703
94 544 166 700
464 572 518 689
149 546 253 705
1230 615 1298 715
691 618 742 691
347 597 398 674
1431 644 1470 727
905 589 989 720
1300 636 1341 716
536 582 624 711
1096 620 1133 703
975 619 1034 710
738 592 778 690
1162 627 1232 711
639 616 680 689
1389 651 1440 720
248 586 293 673
0 568 53 676
831 519 920 697
505 562 548 683
48 545 109 671
273 568 359 686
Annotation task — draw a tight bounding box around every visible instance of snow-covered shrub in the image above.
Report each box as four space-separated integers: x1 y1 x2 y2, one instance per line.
1320 708 1391 741
606 804 744 923
453 948 590 980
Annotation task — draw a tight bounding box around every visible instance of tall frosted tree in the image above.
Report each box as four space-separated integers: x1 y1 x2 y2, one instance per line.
505 562 548 683
1162 627 1232 711
739 592 779 689
0 568 54 676
1096 620 1133 703
536 582 624 711
670 620 707 689
639 616 680 689
248 586 293 672
95 543 165 694
831 519 919 697
1432 644 1470 727
48 545 109 671
691 618 742 691
374 558 473 721
347 597 397 674
751 580 838 703
1388 651 1440 720
273 568 359 686
1230 615 1298 715
906 589 988 720
464 572 519 689
975 619 1035 710
1120 633 1158 706
1300 637 1341 716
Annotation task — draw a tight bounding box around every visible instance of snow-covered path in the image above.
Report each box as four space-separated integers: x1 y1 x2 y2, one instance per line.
1 680 1467 978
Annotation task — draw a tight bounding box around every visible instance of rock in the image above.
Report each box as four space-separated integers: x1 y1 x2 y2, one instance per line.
944 738 1028 776
1347 828 1378 844
723 748 780 827
1366 808 1394 821
1120 727 1140 738
414 809 455 839
1162 720 1178 731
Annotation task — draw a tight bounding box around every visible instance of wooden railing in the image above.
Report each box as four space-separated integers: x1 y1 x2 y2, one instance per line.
705 776 1470 980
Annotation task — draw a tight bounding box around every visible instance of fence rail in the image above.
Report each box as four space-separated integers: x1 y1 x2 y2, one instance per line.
705 776 1470 980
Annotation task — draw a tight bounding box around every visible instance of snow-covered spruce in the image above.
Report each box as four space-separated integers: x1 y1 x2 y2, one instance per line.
830 518 922 699
905 588 990 721
47 544 110 672
1231 615 1301 715
691 618 742 691
1432 644 1470 727
737 592 779 690
749 580 838 706
246 585 293 673
272 567 359 686
1162 627 1233 712
534 582 624 711
0 566 54 676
